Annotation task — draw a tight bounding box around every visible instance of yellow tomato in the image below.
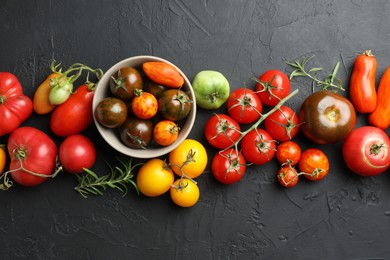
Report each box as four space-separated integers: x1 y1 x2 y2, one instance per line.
136 158 174 197
169 139 207 179
170 178 200 207
0 145 6 174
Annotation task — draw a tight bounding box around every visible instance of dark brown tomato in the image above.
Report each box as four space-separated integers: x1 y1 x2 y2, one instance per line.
110 67 143 101
120 117 153 149
143 79 169 99
158 89 192 121
298 90 356 144
95 97 128 128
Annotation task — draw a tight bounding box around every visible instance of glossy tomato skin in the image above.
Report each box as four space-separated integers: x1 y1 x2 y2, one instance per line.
277 166 299 188
227 88 262 124
59 134 96 174
158 89 191 121
0 72 33 136
264 105 300 142
170 178 200 207
143 61 184 88
95 97 128 128
204 114 241 149
211 148 247 185
7 126 58 186
241 128 276 165
132 90 158 119
276 141 302 166
110 67 143 101
299 148 329 181
51 85 95 137
342 126 390 176
153 120 179 146
255 70 291 106
120 117 153 149
299 90 356 144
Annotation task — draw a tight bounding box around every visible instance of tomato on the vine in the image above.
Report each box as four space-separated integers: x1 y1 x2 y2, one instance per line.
137 158 175 197
276 141 301 166
131 90 158 120
211 148 247 185
299 148 329 181
204 114 241 149
255 70 291 107
277 166 299 188
226 88 262 124
59 134 96 174
241 128 276 165
264 105 300 142
170 178 200 207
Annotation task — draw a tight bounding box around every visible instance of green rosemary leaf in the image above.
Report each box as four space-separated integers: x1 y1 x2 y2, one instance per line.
289 70 307 79
308 67 323 73
83 168 99 179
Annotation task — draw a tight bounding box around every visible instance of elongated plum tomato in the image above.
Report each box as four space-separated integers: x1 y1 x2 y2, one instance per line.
299 90 356 144
59 134 96 174
342 126 390 176
143 61 184 88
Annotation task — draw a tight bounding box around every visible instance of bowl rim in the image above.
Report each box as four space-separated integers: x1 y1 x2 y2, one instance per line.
92 55 196 159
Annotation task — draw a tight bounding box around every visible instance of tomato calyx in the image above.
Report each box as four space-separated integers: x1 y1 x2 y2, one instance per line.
174 89 193 110
110 69 128 92
212 114 240 141
253 75 282 99
126 130 148 149
271 109 302 140
228 88 262 116
222 149 249 177
133 88 144 97
0 95 6 104
278 165 299 187
370 143 386 155
254 130 277 156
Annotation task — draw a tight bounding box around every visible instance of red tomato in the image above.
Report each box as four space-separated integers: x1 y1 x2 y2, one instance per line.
211 148 247 184
255 70 291 107
132 90 158 119
59 134 96 174
50 84 94 137
276 141 301 166
7 126 58 187
204 114 241 149
227 88 262 124
241 128 276 165
264 105 300 142
0 72 33 136
299 148 329 181
342 126 389 176
277 166 299 188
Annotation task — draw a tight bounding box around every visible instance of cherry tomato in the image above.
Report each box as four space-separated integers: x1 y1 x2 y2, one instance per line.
170 178 200 207
241 128 276 165
342 126 389 176
153 120 179 146
299 90 356 144
120 117 153 149
204 114 241 149
276 141 301 166
110 67 143 101
7 127 58 187
132 90 158 119
95 97 128 128
255 70 291 107
211 148 247 185
264 105 300 142
136 159 175 197
277 166 299 188
299 148 329 181
158 89 192 121
227 88 262 124
169 139 207 179
59 134 96 174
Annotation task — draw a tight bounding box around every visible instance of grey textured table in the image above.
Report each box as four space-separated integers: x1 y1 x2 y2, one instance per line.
1 1 390 259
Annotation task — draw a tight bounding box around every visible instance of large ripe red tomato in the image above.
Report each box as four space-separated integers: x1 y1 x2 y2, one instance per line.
255 70 291 107
0 72 33 137
7 126 58 187
59 134 96 174
241 128 276 165
264 105 300 142
204 114 241 149
51 84 95 137
227 88 262 124
342 126 390 176
299 90 356 144
211 148 247 184
299 148 329 181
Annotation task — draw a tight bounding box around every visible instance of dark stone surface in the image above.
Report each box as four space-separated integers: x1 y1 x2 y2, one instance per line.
1 0 390 259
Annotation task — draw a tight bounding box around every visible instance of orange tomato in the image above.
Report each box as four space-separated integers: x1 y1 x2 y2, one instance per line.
142 61 184 88
153 120 179 146
170 178 200 207
33 73 60 114
0 145 6 174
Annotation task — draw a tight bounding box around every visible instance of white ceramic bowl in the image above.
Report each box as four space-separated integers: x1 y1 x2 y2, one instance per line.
93 55 196 158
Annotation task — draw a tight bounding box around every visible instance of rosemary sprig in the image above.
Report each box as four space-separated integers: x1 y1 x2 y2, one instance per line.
75 157 142 198
287 55 344 92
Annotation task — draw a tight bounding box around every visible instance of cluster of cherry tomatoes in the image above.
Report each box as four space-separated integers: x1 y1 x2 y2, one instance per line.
204 69 330 187
94 62 192 149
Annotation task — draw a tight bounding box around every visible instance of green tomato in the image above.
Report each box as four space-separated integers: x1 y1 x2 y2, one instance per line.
192 70 230 109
